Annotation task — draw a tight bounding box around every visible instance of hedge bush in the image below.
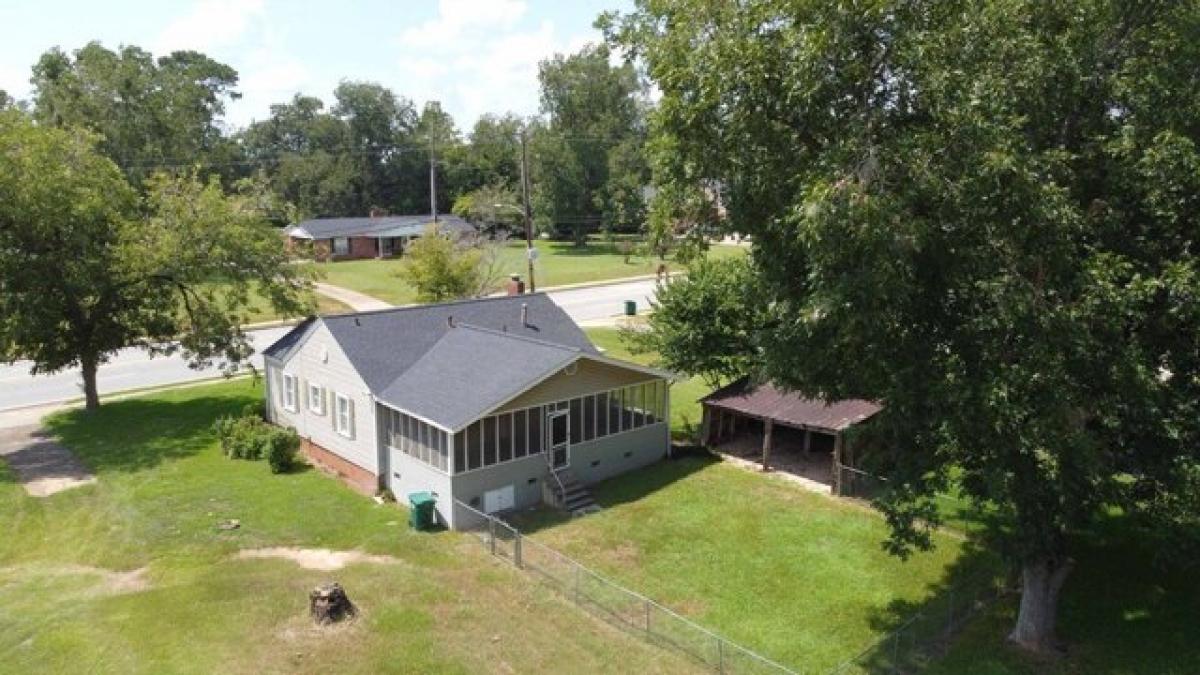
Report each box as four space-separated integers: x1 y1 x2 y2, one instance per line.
266 427 300 474
214 414 300 473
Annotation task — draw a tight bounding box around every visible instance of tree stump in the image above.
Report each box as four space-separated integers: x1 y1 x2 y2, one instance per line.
309 582 356 625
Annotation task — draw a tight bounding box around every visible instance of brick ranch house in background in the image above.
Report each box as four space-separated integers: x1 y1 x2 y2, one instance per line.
285 213 475 262
262 294 673 528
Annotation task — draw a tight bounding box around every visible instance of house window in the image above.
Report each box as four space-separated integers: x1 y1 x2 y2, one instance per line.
281 373 297 412
335 393 354 438
332 237 350 255
308 382 325 415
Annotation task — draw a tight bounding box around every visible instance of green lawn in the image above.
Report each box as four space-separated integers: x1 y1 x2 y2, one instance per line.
319 238 746 307
583 329 1199 675
926 516 1200 675
509 457 997 673
0 381 698 674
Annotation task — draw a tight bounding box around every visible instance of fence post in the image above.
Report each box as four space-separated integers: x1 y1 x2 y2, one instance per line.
514 530 523 568
488 516 496 556
717 638 725 674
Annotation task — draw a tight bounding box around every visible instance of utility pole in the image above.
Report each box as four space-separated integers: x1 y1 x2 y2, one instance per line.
428 101 440 223
519 127 536 292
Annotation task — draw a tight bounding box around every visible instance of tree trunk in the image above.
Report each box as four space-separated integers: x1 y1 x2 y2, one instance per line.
1009 556 1074 652
81 354 100 412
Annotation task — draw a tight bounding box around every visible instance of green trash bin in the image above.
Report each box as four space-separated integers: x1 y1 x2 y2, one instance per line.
624 299 637 316
408 492 436 531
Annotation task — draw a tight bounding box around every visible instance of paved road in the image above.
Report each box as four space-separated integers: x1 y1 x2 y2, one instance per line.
0 279 661 412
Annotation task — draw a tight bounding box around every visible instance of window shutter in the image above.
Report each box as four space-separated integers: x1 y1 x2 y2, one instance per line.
348 398 356 439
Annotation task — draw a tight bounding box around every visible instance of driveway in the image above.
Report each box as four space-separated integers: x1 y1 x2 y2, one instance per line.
0 425 96 497
314 282 393 312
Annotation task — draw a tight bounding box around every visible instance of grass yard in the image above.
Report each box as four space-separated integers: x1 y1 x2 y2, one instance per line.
584 328 1200 675
926 516 1200 675
509 457 999 673
319 238 747 307
0 380 698 674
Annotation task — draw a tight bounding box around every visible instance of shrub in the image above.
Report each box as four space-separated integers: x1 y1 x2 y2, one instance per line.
214 412 295 466
214 414 265 459
266 427 300 474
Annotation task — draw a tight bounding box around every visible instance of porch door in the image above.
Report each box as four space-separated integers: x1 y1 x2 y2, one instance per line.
548 410 570 469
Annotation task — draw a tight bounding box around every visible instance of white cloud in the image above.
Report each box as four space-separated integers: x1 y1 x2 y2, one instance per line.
394 0 599 129
151 0 308 129
153 0 266 54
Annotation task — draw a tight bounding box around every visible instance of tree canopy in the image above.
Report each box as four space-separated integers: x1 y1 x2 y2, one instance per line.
31 42 242 185
0 111 313 410
608 0 1200 651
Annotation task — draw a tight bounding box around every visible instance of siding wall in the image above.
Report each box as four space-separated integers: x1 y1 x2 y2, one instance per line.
495 358 653 414
265 322 380 477
450 421 669 523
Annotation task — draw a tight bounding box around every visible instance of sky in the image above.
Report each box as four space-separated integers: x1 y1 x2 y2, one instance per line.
0 0 634 132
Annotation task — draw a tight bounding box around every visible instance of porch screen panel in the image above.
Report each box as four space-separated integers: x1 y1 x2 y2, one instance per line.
513 410 527 458
483 417 497 466
582 395 596 442
498 413 513 462
569 398 583 444
528 407 543 455
596 392 610 438
454 430 466 474
467 421 482 470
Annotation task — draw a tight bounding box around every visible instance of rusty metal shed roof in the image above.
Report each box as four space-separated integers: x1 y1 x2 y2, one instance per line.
701 378 881 433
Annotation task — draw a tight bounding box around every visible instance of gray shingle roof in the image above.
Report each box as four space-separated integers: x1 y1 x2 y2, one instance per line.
321 293 597 395
288 214 474 239
379 324 582 431
262 317 318 362
265 293 604 429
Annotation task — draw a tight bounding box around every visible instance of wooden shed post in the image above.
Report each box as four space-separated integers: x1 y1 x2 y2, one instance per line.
832 433 844 496
761 418 774 472
700 405 712 445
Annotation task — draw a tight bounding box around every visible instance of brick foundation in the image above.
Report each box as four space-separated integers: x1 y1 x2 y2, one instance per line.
301 438 378 495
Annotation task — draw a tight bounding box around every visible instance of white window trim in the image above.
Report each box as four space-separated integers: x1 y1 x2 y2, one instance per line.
308 382 325 415
282 373 298 412
335 393 353 438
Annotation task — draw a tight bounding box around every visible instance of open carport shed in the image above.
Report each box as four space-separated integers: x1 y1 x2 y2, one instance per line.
700 378 881 495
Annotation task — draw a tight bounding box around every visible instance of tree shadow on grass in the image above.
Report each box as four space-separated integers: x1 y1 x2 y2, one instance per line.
854 512 1200 675
43 393 259 475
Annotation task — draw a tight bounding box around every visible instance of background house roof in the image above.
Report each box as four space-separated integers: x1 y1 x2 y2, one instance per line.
702 378 882 433
378 324 582 431
287 214 475 240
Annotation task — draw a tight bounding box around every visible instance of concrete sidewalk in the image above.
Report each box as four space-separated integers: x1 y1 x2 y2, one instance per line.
0 425 96 496
313 282 393 312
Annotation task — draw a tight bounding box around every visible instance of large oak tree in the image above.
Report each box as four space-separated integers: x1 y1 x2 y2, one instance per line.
0 111 313 411
607 0 1200 651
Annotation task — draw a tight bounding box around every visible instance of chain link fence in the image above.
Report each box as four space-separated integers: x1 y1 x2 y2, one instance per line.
453 499 798 675
453 499 1006 675
826 571 1008 674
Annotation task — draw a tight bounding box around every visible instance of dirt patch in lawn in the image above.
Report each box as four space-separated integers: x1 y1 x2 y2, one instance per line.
0 425 96 497
235 547 399 571
1 563 150 595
